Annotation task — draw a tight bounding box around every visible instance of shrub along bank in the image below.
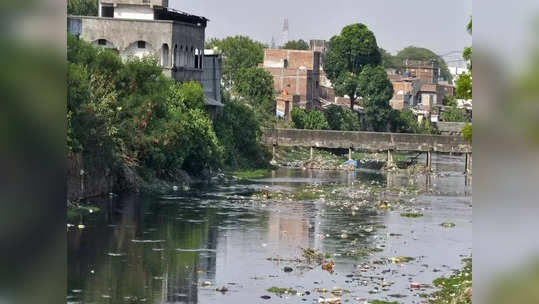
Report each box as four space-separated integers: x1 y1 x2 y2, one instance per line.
67 34 268 198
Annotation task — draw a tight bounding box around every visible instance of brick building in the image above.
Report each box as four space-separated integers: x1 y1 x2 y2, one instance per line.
402 59 439 84
387 60 454 111
262 49 321 109
388 75 420 110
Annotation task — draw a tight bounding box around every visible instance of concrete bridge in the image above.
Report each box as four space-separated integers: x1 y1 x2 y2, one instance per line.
262 128 472 173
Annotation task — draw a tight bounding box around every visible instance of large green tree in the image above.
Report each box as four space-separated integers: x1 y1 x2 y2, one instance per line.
395 46 452 83
67 0 98 16
282 40 310 50
357 66 394 131
205 36 265 89
324 23 381 109
234 67 276 120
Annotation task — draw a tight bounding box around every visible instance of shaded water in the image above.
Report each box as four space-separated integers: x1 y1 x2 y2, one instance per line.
68 154 471 304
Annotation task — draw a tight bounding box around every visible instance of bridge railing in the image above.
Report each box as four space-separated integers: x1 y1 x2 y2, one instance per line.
262 128 471 154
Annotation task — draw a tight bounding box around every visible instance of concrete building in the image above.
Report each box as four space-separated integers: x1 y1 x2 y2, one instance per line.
262 49 321 110
68 0 224 110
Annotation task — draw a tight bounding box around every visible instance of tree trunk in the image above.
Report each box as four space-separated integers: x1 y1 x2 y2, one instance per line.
350 96 356 110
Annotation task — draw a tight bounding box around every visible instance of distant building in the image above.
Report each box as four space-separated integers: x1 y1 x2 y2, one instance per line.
67 0 223 110
387 60 454 111
388 74 420 110
402 59 439 84
262 49 321 110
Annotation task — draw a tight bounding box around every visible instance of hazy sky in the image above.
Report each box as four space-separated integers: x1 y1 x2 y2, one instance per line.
171 0 471 57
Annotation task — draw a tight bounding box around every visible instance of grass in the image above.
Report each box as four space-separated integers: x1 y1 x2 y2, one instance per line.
428 258 472 304
267 287 297 295
232 169 271 179
400 212 424 218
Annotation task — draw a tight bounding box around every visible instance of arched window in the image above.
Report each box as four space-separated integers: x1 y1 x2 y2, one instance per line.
161 44 169 67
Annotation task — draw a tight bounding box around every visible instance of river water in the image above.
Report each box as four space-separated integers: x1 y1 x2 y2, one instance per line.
67 154 471 304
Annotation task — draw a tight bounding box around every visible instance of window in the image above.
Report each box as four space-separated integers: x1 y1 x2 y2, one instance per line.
98 39 107 46
284 59 289 68
161 44 169 67
138 41 146 49
101 6 114 17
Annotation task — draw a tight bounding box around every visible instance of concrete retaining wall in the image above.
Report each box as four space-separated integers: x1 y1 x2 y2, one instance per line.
437 122 469 135
262 128 471 153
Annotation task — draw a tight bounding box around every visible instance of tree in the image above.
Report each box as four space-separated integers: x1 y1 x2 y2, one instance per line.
357 66 394 131
214 99 269 168
205 36 265 89
67 0 98 16
324 23 381 109
282 40 310 50
304 110 329 130
324 105 359 131
235 67 274 110
455 72 472 99
395 46 452 83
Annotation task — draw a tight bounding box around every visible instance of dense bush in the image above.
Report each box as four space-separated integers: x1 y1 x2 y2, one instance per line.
304 110 329 130
291 107 307 129
214 99 270 168
67 34 223 177
324 105 359 131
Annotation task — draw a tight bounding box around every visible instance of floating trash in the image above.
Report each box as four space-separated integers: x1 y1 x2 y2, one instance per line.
176 248 216 252
131 239 165 243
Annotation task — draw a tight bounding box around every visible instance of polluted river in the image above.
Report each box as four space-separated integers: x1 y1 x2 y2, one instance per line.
67 154 472 304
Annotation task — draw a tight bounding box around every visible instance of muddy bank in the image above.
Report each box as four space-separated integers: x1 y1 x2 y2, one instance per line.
67 152 196 202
